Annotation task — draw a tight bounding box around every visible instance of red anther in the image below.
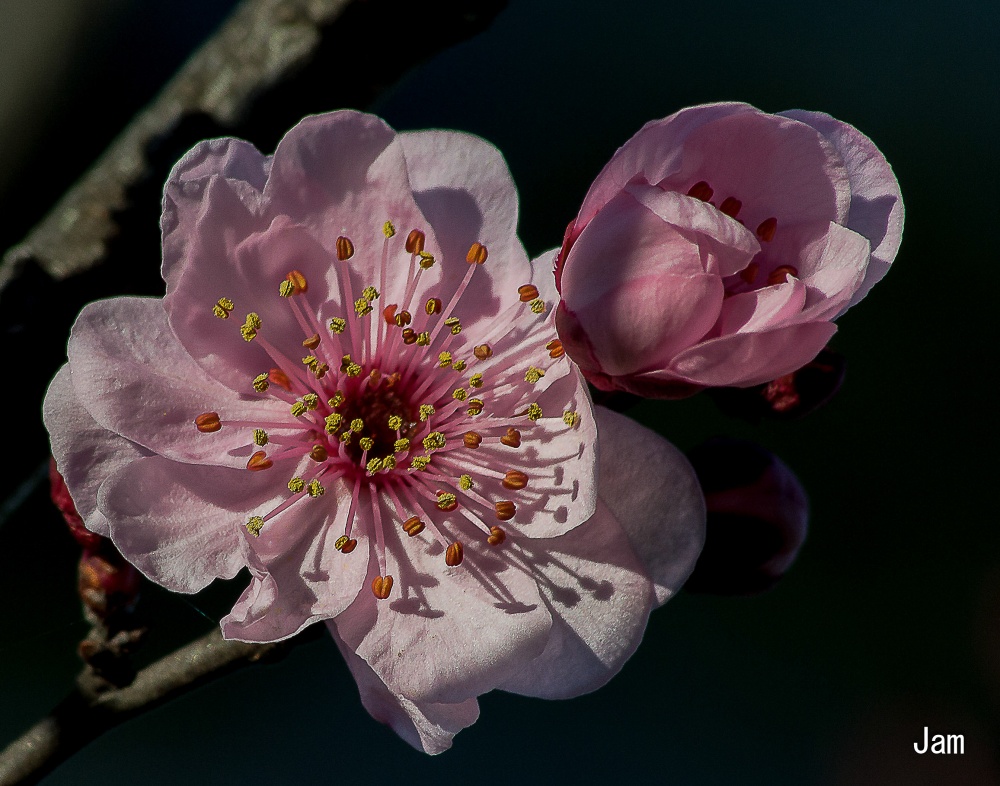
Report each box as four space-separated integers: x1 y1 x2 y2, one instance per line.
247 451 273 471
546 339 565 358
195 412 222 433
402 328 417 345
268 368 293 391
766 265 799 286
405 229 425 254
739 262 760 285
445 541 465 566
495 500 516 521
372 575 394 599
285 270 308 294
383 304 398 325
473 344 493 360
719 197 742 218
687 181 714 201
302 333 321 350
501 470 528 490
464 431 483 449
756 217 778 242
394 310 412 327
403 516 425 536
518 284 540 302
336 236 355 261
487 526 506 546
425 297 442 315
310 444 328 462
340 538 358 554
466 242 488 265
500 428 521 448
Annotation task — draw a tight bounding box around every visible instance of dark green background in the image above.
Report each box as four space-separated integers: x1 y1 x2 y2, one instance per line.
2 1 997 783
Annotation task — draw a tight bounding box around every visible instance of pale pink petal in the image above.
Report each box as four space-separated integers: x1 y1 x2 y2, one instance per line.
67 297 284 467
497 508 654 699
330 627 479 754
716 277 808 335
782 109 904 307
669 320 839 387
43 365 152 536
94 457 268 592
332 518 554 705
592 407 706 605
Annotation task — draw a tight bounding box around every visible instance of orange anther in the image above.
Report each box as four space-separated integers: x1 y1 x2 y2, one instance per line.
302 333 321 350
405 229 425 254
518 284 540 302
719 197 742 219
247 451 273 471
310 444 328 462
403 516 425 537
383 304 398 325
687 180 714 201
502 470 528 490
546 339 565 358
473 344 493 360
394 310 412 327
487 526 506 546
336 236 355 261
195 412 222 433
739 262 760 285
445 541 464 567
464 431 482 449
268 368 293 392
495 501 516 521
756 217 778 242
372 575 394 600
500 428 521 448
285 269 308 294
767 265 799 286
402 328 417 345
466 242 488 265
425 297 442 315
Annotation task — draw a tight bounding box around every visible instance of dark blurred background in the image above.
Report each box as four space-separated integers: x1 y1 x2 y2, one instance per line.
2 0 998 783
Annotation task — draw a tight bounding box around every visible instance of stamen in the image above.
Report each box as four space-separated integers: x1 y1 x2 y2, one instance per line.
388 415 403 430
525 403 543 421
419 404 436 421
469 373 484 389
525 366 545 384
767 265 799 286
466 399 484 416
563 410 580 428
359 437 375 451
444 317 461 335
487 526 506 546
445 541 464 566
302 333 321 350
366 457 384 474
394 438 410 453
452 388 468 401
336 236 355 261
436 492 458 511
423 432 446 451
307 479 325 497
459 474 473 490
335 535 358 553
719 197 742 219
425 298 442 315
246 516 264 537
253 428 268 446
269 368 293 392
687 181 714 201
464 431 482 449
739 262 760 285
252 373 270 392
355 298 373 317
361 285 379 302
288 477 306 493
329 317 347 334
213 297 234 319
394 310 412 327
530 299 546 314
495 500 516 521
438 351 453 367
415 332 430 346
466 242 488 265
452 359 467 371
291 402 307 417
279 280 295 298
418 251 435 269
285 270 308 294
402 328 417 345
474 344 493 360
502 470 528 490
383 221 396 238
500 428 522 448
329 391 345 408
372 575 394 600
411 456 431 471
405 229 426 254
350 418 365 433
756 217 778 242
402 516 425 536
247 451 273 471
310 445 328 462
518 284 540 302
383 304 398 324
546 339 565 358
195 412 222 433
302 393 319 410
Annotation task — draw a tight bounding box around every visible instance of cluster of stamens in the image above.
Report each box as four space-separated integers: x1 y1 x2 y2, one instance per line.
195 221 581 601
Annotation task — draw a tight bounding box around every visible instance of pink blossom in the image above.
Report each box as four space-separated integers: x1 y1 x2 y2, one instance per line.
43 111 705 752
554 102 904 397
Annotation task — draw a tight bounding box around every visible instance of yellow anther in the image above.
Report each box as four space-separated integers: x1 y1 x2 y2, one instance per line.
291 401 307 417
279 280 295 298
329 391 345 408
325 413 343 433
245 313 262 330
418 404 435 421
240 325 257 342
452 388 468 401
252 373 270 392
288 477 305 493
350 418 364 433
411 455 430 471
307 480 325 498
383 220 396 238
469 373 483 388
302 355 318 368
253 428 268 446
394 310 412 327
563 410 580 428
302 393 319 410
425 298 442 315
530 299 546 314
526 403 543 421
359 437 375 451
452 359 467 372
436 492 457 511
382 455 397 470
459 474 473 491
366 457 383 474
246 516 264 537
444 317 461 335
438 351 453 368
213 297 235 318
388 415 403 430
467 398 484 416
335 535 349 551
339 431 352 444
345 362 362 377
355 298 373 317
329 317 346 334
525 366 545 384
418 251 435 268
416 332 430 346
394 438 410 453
361 285 379 301
423 431 446 451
